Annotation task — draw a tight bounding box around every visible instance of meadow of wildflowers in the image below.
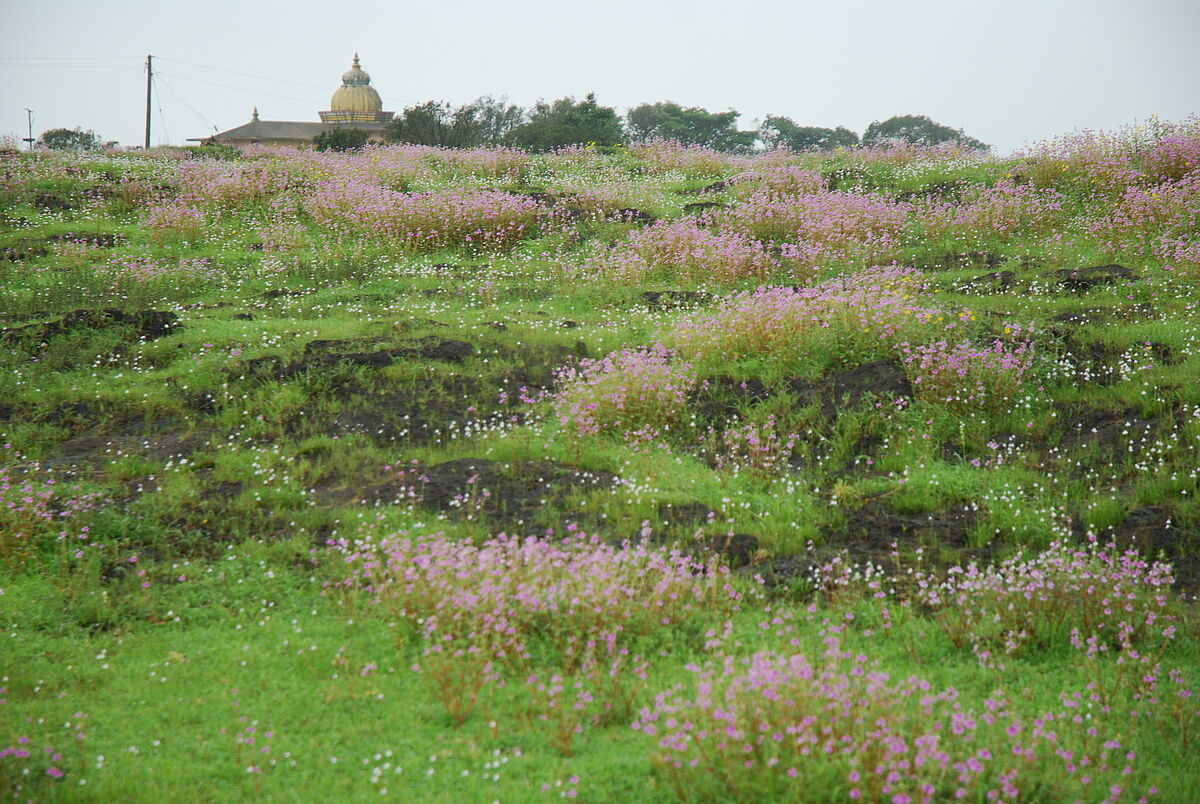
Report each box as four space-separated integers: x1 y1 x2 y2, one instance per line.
0 117 1198 801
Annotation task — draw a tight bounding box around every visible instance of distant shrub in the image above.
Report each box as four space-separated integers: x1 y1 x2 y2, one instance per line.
312 127 370 152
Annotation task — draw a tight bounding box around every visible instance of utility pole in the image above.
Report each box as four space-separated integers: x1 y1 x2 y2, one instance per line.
144 54 152 148
23 108 34 150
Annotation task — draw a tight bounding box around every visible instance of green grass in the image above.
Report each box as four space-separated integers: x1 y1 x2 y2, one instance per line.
2 140 1199 801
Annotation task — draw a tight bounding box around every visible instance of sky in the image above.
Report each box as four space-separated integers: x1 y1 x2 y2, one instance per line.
2 0 1198 155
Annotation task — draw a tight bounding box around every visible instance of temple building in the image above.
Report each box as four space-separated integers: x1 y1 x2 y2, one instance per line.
191 55 394 147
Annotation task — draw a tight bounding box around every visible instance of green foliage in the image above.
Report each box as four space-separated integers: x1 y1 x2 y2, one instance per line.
186 143 241 161
862 114 989 150
506 93 624 151
385 97 521 149
312 126 369 151
38 127 103 151
625 102 757 152
759 115 860 151
2 123 1200 802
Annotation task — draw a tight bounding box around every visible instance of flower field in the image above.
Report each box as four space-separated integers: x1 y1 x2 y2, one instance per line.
1 119 1199 801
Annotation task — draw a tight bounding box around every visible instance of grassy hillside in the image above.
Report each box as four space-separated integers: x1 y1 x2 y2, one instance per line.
1 123 1198 802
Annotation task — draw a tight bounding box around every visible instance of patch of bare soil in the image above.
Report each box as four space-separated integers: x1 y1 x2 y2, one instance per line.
639 290 712 310
787 360 912 418
748 500 981 592
914 251 1003 272
1055 264 1139 292
313 458 619 529
47 414 211 474
1052 403 1156 455
0 309 179 346
246 337 476 381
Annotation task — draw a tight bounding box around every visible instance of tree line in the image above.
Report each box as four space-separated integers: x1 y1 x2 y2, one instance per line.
31 102 988 154
316 95 989 153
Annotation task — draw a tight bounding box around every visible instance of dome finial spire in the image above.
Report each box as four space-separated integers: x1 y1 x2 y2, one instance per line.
252 106 259 121
353 52 360 67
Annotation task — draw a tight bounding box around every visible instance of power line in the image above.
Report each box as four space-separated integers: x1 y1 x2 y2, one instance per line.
155 55 408 108
0 55 140 61
155 74 220 134
154 70 323 107
155 56 331 92
0 62 141 70
152 74 170 145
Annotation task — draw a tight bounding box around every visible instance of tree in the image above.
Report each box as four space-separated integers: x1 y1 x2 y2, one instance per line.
759 116 859 151
505 93 623 152
385 96 526 148
862 115 988 151
312 127 369 151
39 127 102 151
457 96 526 146
385 101 460 147
625 102 757 152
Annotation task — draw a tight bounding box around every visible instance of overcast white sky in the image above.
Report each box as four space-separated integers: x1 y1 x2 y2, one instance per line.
2 0 1198 154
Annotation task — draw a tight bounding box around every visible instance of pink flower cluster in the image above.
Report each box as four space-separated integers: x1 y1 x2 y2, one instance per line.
635 640 1150 804
898 333 1035 412
173 159 292 209
1088 174 1200 266
550 344 697 441
1 463 100 569
725 190 909 269
334 526 740 726
103 255 216 285
672 264 950 364
708 414 799 483
142 201 205 243
575 219 780 285
1141 135 1200 183
627 140 746 177
915 180 1065 249
305 183 542 252
911 538 1176 657
729 165 827 199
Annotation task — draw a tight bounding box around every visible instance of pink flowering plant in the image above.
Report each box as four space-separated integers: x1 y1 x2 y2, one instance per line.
898 329 1036 413
727 165 827 199
627 140 745 177
913 180 1066 250
724 190 909 269
0 461 100 570
550 344 698 442
635 639 1152 804
672 264 955 368
334 526 740 731
704 414 799 484
910 538 1177 659
305 183 542 253
570 218 782 285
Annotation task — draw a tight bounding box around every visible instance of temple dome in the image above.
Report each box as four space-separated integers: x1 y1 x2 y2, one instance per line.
329 55 381 113
320 54 392 122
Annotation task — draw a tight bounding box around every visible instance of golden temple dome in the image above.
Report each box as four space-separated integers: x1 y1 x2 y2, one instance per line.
320 54 393 123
